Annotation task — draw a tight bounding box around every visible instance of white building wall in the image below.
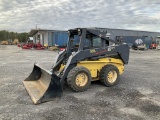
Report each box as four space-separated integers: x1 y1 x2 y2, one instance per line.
44 32 48 45
40 34 43 45
32 37 36 43
38 31 48 45
32 31 49 45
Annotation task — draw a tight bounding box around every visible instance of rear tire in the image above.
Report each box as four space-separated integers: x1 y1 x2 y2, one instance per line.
67 66 91 92
100 65 119 87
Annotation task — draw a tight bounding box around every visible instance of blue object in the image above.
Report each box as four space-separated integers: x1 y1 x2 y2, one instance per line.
52 32 68 47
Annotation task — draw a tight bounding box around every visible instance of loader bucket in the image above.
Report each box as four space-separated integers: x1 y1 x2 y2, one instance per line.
23 64 63 104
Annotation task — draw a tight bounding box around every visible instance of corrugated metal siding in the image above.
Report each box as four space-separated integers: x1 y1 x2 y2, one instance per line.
118 36 151 48
52 32 68 46
144 37 152 48
96 28 160 40
122 36 145 45
48 32 52 46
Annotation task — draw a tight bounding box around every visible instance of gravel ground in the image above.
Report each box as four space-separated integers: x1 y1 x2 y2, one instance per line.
0 45 160 120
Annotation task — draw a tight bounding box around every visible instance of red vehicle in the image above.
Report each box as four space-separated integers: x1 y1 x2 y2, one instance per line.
22 43 34 49
34 42 45 50
17 43 21 47
150 43 157 49
21 41 45 50
22 44 31 49
22 41 35 49
17 42 25 47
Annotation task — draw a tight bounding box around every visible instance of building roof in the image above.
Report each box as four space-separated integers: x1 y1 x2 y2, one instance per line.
29 27 160 36
93 27 160 34
29 29 67 36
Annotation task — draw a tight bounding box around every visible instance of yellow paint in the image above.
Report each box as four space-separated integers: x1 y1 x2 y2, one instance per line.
75 73 88 87
90 49 96 53
59 64 65 71
77 58 124 80
58 58 124 81
107 70 117 83
0 41 8 45
12 39 19 45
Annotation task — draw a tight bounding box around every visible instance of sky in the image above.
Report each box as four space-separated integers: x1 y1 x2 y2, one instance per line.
0 0 160 32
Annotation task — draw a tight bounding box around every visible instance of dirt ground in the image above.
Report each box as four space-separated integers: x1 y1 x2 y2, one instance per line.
0 45 160 120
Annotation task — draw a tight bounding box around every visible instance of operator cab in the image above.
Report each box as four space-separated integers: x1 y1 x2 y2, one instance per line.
68 28 110 52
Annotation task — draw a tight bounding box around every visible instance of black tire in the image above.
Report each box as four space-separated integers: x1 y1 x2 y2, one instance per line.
67 66 91 92
99 65 119 87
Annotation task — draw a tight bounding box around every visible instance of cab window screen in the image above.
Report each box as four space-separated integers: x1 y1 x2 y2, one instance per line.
92 37 101 47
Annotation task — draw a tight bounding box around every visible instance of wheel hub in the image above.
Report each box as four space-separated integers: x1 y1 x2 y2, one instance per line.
75 73 88 87
107 70 117 83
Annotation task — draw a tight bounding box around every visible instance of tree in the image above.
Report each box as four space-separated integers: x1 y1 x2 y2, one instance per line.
0 30 30 42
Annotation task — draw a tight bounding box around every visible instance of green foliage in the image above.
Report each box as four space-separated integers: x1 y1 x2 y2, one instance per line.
0 30 31 42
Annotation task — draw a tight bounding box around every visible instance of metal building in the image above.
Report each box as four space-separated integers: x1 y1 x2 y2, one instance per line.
29 29 68 46
94 27 160 47
94 27 160 40
29 28 160 48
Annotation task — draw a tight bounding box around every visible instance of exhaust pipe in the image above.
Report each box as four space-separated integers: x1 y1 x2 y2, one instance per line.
23 64 63 104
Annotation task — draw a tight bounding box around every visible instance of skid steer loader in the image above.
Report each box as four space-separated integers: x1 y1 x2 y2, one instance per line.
23 28 130 104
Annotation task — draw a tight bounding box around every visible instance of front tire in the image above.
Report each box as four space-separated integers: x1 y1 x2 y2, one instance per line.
67 66 91 92
100 65 119 87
